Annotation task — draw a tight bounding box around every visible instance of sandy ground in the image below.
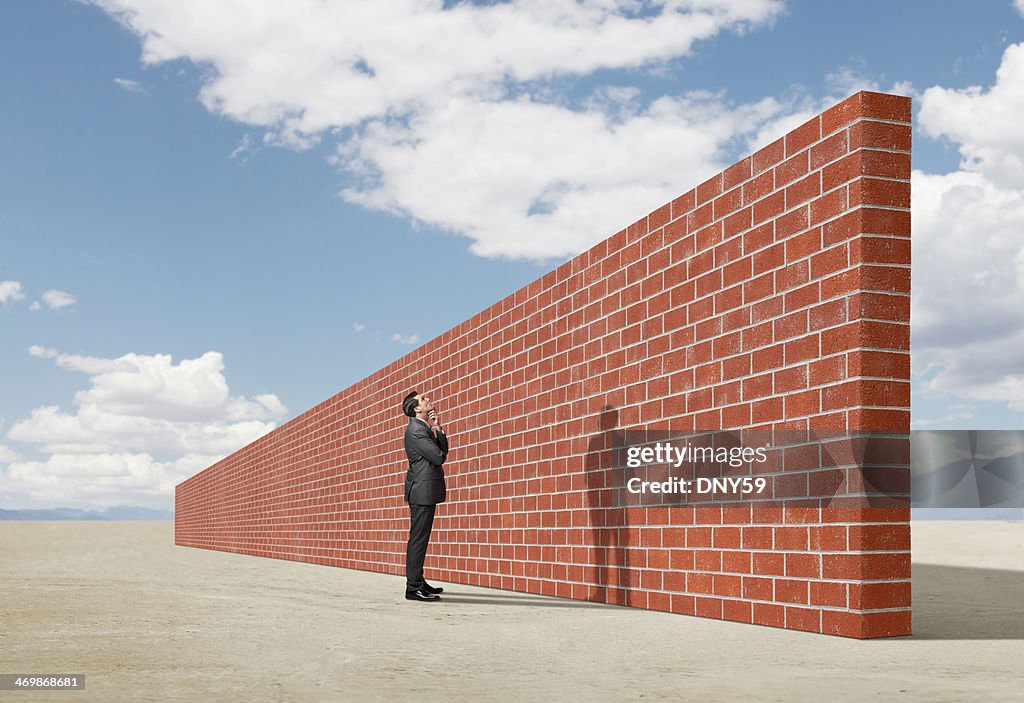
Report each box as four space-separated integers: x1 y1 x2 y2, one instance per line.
0 521 1021 703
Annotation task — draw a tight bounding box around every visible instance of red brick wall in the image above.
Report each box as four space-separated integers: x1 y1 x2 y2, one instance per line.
175 90 912 639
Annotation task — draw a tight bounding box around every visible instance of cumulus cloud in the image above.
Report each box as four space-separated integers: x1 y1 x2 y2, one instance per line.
919 42 1024 190
338 90 804 259
2 348 288 508
30 290 77 311
391 332 422 345
1015 0 1024 18
913 42 1024 412
0 280 26 305
90 0 785 136
89 0 791 260
39 289 77 310
5 453 212 505
113 77 144 92
0 445 21 463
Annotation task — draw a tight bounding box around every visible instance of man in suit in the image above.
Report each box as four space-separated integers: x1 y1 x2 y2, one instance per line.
402 390 449 602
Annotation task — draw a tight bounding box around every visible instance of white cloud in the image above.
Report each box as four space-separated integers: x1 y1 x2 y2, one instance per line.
0 280 26 305
89 0 789 260
91 0 785 136
391 332 421 345
911 410 976 429
339 90 803 259
29 345 126 374
919 42 1024 190
1015 0 1024 18
4 453 213 506
0 445 21 463
113 77 144 92
823 61 918 104
353 322 366 333
2 348 288 507
39 289 77 310
913 42 1024 412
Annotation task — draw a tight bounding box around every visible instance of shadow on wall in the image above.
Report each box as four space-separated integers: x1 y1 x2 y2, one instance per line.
909 564 1024 641
585 405 632 606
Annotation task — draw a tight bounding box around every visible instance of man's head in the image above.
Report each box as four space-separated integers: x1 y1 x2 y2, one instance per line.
402 391 435 419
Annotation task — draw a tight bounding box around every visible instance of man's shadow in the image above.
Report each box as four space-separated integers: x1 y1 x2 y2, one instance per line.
584 405 632 605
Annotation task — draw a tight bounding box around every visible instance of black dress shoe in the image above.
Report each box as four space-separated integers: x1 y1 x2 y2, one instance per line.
422 582 444 594
405 589 440 602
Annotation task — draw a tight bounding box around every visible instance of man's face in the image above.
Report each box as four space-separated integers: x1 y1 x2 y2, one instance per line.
416 394 435 416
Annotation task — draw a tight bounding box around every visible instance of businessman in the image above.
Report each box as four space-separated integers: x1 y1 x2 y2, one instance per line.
402 390 449 602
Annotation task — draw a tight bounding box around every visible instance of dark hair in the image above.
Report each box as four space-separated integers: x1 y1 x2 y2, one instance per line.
402 391 419 417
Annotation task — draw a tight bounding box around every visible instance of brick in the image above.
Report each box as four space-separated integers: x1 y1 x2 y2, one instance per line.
847 350 910 379
724 157 753 190
809 355 846 385
672 189 696 219
785 388 820 416
785 606 821 634
776 152 809 187
821 92 863 134
648 202 672 231
861 207 910 237
849 120 912 151
849 178 910 209
786 116 821 157
776 207 810 240
849 523 911 551
688 201 714 233
742 372 773 400
861 320 910 349
753 137 785 174
776 259 809 292
786 173 822 208
786 553 822 579
809 188 848 225
774 365 807 393
722 599 753 624
810 130 849 168
723 207 753 239
848 581 911 609
810 581 847 608
753 190 785 225
849 292 910 323
861 150 912 180
861 91 912 122
753 242 785 275
743 169 775 206
714 186 744 220
861 265 911 294
697 173 724 205
822 552 910 580
775 578 809 604
809 299 845 330
752 603 785 628
850 236 911 266
774 310 808 340
822 153 860 191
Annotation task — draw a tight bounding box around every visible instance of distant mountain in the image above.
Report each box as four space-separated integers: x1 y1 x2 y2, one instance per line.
0 505 173 520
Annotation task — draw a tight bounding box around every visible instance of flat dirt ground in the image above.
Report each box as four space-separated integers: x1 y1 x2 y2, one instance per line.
0 520 1021 703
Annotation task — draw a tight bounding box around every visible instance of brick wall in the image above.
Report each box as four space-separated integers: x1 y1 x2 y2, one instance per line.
175 90 912 639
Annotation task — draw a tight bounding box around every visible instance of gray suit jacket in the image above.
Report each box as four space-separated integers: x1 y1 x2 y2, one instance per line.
403 417 448 505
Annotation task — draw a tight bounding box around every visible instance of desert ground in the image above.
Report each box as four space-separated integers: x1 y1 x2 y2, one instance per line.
0 520 1020 703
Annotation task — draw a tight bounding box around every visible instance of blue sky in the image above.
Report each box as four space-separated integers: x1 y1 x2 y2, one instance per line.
2 0 1023 510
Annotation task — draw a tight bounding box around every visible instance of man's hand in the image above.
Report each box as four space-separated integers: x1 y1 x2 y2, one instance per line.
428 410 442 433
